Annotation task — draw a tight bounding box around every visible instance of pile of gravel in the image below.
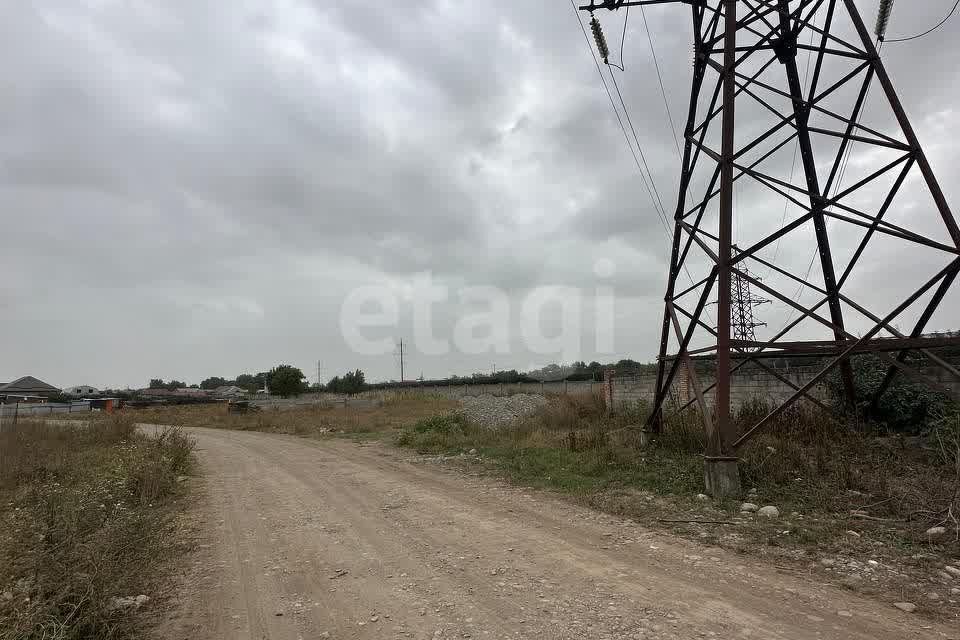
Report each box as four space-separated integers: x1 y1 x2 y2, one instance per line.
458 394 548 429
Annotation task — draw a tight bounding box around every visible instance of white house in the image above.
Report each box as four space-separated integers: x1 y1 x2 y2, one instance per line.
64 385 100 397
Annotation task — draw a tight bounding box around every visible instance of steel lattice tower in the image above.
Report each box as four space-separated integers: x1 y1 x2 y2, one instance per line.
580 0 960 495
731 249 768 346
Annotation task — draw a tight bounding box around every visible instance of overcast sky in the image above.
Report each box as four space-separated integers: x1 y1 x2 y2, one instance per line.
2 0 960 389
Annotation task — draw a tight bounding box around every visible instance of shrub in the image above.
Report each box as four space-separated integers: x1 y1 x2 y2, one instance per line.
827 354 952 431
0 417 196 639
396 414 470 452
412 414 469 434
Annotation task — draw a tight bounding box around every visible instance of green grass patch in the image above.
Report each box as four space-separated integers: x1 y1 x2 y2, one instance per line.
478 444 703 495
395 396 703 497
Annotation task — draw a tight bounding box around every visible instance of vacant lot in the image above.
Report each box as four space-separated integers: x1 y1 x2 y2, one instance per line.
395 393 960 621
0 417 195 640
130 391 960 623
158 428 955 639
130 394 457 439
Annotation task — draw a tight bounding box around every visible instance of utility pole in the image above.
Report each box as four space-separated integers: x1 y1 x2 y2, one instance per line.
317 360 322 389
399 340 405 382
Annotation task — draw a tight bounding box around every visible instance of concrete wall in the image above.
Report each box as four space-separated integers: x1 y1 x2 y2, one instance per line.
363 380 603 400
258 359 960 415
606 363 828 412
605 359 960 413
247 383 604 410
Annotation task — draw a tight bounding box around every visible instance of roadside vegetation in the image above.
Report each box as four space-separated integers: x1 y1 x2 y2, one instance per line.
130 394 458 440
396 391 960 619
0 417 195 640
108 366 960 619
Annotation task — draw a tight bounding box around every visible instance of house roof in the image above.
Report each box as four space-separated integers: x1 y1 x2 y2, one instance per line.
0 376 61 394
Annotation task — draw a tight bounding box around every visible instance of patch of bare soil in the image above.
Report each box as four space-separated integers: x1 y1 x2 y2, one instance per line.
156 428 958 639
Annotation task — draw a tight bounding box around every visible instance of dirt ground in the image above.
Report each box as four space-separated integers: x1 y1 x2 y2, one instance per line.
156 428 959 640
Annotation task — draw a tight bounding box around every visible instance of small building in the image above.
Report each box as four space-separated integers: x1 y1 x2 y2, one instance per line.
0 376 61 402
213 385 245 399
89 398 120 413
64 385 100 397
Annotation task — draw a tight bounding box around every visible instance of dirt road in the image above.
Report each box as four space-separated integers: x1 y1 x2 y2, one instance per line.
159 428 957 640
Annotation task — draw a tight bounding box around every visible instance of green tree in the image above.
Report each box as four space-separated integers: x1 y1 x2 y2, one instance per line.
165 380 186 391
149 378 165 389
327 375 341 392
235 374 256 392
327 369 367 394
268 365 307 397
235 372 270 392
200 376 229 390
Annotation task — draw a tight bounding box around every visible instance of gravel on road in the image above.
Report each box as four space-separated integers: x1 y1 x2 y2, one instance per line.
155 428 952 640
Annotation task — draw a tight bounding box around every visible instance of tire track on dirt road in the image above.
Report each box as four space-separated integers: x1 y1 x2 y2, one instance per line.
156 428 958 640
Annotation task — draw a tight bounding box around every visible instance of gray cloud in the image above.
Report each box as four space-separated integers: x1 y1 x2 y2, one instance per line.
1 0 959 388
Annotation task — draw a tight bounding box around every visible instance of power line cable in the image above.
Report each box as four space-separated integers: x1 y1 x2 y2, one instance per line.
639 5 683 162
605 56 717 325
617 5 630 69
572 1 713 326
607 67 672 228
571 0 668 236
883 0 959 42
609 8 717 322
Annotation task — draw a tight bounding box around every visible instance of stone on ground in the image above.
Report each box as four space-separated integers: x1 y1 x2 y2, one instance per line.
458 394 548 429
108 594 150 611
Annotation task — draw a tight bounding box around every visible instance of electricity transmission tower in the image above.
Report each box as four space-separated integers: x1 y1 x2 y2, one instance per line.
730 249 768 346
580 0 960 495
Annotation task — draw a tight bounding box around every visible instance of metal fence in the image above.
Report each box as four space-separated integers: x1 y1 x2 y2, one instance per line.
0 401 93 420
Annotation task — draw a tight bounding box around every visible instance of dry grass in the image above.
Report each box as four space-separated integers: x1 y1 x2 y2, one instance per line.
128 393 459 440
394 392 960 619
0 416 195 640
395 393 705 494
719 401 960 536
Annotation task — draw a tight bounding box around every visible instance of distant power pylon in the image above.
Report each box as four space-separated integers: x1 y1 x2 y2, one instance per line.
731 248 768 348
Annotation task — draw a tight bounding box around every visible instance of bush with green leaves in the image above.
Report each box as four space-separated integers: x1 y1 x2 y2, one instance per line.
267 364 308 398
326 369 367 395
826 354 952 431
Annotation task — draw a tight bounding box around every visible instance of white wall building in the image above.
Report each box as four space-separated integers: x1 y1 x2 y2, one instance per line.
64 385 100 396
